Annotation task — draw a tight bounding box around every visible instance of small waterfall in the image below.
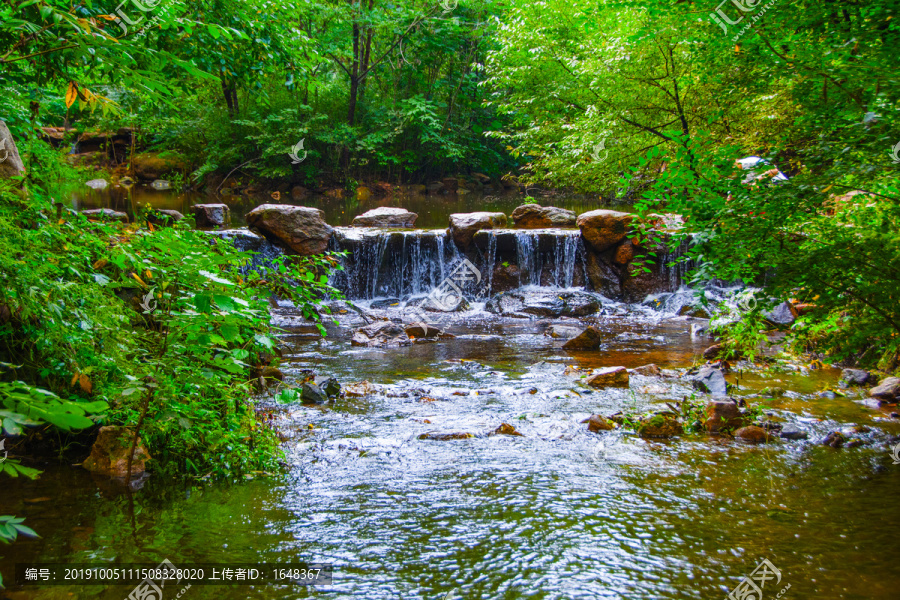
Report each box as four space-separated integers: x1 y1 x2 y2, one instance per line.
331 228 461 300
512 230 585 288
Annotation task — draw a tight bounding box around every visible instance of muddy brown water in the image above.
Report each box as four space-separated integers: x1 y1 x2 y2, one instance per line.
4 302 900 599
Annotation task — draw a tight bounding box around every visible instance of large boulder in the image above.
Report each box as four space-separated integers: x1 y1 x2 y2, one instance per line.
586 367 629 388
350 321 411 347
352 207 418 228
562 326 603 350
82 426 151 478
0 121 25 179
246 204 333 255
131 152 186 181
448 212 506 249
485 290 602 318
584 253 622 298
869 377 900 402
576 209 634 253
840 368 871 387
511 205 577 229
192 203 231 228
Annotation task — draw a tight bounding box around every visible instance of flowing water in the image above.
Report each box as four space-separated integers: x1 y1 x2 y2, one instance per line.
4 186 900 599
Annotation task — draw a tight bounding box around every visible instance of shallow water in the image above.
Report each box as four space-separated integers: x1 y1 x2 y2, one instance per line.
69 184 631 229
4 304 900 599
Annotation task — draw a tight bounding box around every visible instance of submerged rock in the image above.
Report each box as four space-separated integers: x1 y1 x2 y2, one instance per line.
192 203 231 228
583 415 615 432
561 326 603 350
344 381 375 397
586 367 629 388
448 211 507 249
301 381 328 404
637 413 683 438
485 290 602 318
692 367 728 396
576 209 634 253
82 208 129 223
246 204 333 255
869 377 900 402
631 364 662 377
734 425 771 443
352 207 417 228
351 321 412 347
822 431 845 448
704 400 743 433
511 204 576 229
779 424 808 440
83 426 151 478
418 432 475 441
490 423 524 437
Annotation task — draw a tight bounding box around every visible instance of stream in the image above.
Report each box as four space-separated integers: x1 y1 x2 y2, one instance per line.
3 186 900 600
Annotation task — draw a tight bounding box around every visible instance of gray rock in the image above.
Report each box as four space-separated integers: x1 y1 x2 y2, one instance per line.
350 321 411 347
485 290 602 318
510 204 577 228
245 204 332 255
86 178 109 190
840 368 870 386
301 381 328 404
0 121 25 179
314 376 341 398
764 301 795 326
692 367 728 396
193 203 231 228
780 424 808 440
546 325 582 339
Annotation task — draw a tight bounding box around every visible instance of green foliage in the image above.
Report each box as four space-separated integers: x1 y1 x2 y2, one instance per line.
0 379 107 435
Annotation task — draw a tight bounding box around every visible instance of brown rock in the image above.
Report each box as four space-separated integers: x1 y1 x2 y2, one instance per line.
246 204 333 255
147 209 184 226
448 212 507 249
82 208 129 223
404 323 454 341
510 205 577 229
562 326 603 350
631 364 662 377
705 400 744 433
351 321 411 347
577 209 634 253
734 426 770 443
586 367 629 388
822 431 845 448
583 415 615 432
584 253 622 298
83 426 151 478
192 203 231 228
351 207 418 228
612 240 635 265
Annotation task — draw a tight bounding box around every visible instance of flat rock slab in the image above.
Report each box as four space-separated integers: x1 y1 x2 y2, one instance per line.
511 204 576 229
870 377 900 401
82 208 129 223
486 290 602 318
352 207 418 228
